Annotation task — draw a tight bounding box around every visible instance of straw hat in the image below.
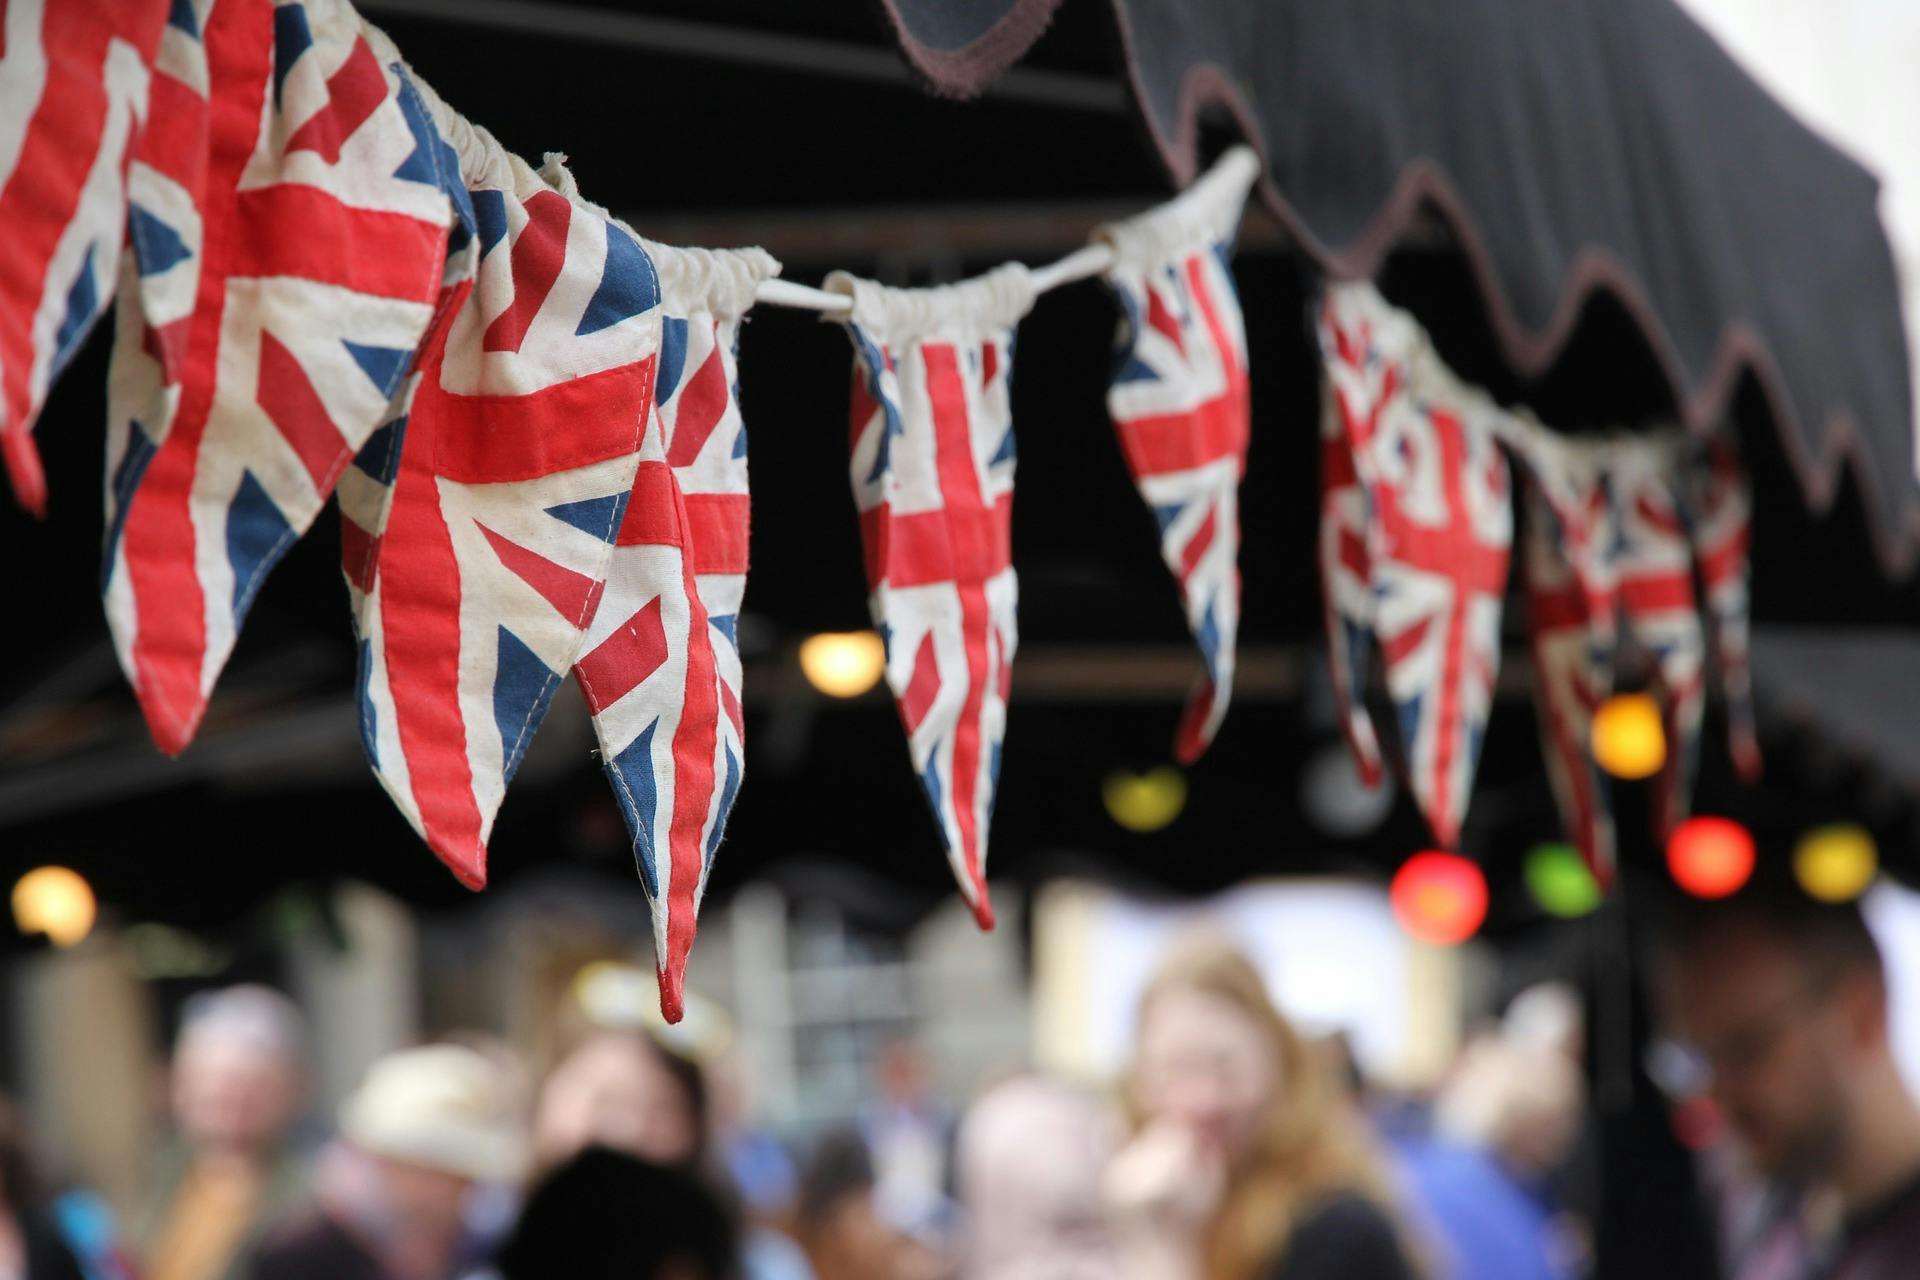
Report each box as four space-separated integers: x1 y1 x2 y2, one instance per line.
338 1044 528 1183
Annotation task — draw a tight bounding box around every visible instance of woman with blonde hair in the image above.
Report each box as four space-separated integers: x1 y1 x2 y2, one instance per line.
1105 936 1416 1280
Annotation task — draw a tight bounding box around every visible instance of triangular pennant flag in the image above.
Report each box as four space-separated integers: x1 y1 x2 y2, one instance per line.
1683 434 1761 782
1515 435 1621 882
573 241 778 1022
827 264 1034 929
102 0 456 754
344 48 662 891
0 0 169 515
1096 146 1258 763
1315 283 1513 849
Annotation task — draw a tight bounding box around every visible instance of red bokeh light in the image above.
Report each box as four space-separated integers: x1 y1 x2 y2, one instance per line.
1667 816 1756 899
1390 851 1488 945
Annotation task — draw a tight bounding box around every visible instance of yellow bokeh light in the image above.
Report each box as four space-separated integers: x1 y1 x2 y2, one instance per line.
1794 824 1878 903
799 631 887 698
1592 693 1666 780
1102 767 1188 833
11 866 96 948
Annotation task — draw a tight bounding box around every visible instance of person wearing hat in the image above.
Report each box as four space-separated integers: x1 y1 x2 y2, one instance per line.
241 1045 527 1280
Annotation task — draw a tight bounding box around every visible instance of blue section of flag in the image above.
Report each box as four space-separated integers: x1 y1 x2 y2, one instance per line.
226 470 293 620
52 247 98 375
343 340 412 397
352 417 407 485
919 752 947 847
543 491 630 541
709 614 738 647
356 639 379 767
129 205 191 277
611 721 662 897
101 422 158 589
656 316 689 403
706 746 741 868
271 5 315 110
168 0 200 37
471 189 509 259
576 224 660 336
493 626 556 785
852 326 903 485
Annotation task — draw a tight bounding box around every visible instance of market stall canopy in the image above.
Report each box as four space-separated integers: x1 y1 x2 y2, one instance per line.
879 0 1920 571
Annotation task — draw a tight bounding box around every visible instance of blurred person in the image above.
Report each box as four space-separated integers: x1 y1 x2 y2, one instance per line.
859 1039 953 1243
796 1131 943 1280
139 985 310 1280
1105 935 1416 1280
532 1026 706 1174
242 1043 525 1280
0 1098 86 1280
481 1146 736 1280
957 1074 1124 1280
1662 886 1920 1279
1398 1025 1587 1279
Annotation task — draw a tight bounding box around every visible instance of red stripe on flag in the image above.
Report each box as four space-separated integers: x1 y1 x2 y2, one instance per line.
478 523 604 623
660 479 722 1020
615 459 682 546
923 343 995 926
119 0 274 752
432 355 655 484
1620 574 1694 616
1381 617 1432 668
141 70 211 193
1146 283 1185 355
256 330 344 491
1115 393 1244 477
482 189 569 353
378 291 486 886
339 517 377 593
574 596 667 715
663 340 728 468
684 493 749 575
980 340 997 390
281 36 385 164
229 186 446 301
1178 505 1218 585
900 632 940 735
866 497 1013 591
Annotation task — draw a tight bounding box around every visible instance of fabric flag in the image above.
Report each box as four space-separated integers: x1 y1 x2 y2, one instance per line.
1515 430 1716 880
1611 446 1708 843
102 0 458 755
573 241 778 1022
828 265 1033 929
1683 435 1761 782
0 0 169 514
1097 146 1258 763
1316 283 1513 849
1516 437 1620 881
346 85 664 891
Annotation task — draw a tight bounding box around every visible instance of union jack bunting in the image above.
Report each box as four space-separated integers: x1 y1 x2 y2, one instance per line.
1098 147 1257 763
1682 435 1760 781
1316 283 1513 849
103 0 457 755
0 0 168 514
830 265 1034 929
1612 447 1708 842
1517 438 1620 881
573 242 777 1022
349 128 663 892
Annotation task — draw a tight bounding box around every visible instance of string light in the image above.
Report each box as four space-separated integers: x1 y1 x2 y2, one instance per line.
1793 824 1877 903
1102 767 1187 833
798 631 886 698
1524 842 1602 918
1390 851 1488 945
1592 693 1666 780
11 866 96 948
1667 816 1755 899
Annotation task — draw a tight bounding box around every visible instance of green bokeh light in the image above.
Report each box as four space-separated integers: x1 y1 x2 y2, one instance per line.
1526 842 1602 918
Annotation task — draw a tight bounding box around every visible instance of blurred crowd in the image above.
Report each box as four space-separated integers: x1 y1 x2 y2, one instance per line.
2 882 1918 1280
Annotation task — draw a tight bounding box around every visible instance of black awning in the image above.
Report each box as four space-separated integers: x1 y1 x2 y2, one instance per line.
880 0 1920 572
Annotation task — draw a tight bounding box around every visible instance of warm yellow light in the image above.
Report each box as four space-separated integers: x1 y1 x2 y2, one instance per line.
1794 824 1878 903
799 631 887 698
1102 767 1188 833
1592 693 1666 780
12 866 96 948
